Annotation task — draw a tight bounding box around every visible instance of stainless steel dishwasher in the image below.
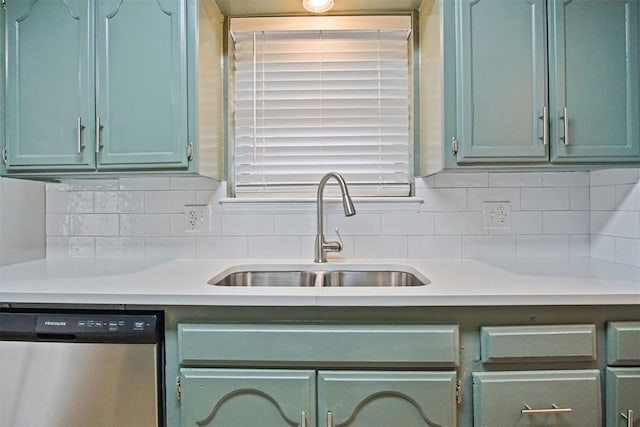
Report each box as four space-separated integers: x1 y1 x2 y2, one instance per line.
0 310 163 427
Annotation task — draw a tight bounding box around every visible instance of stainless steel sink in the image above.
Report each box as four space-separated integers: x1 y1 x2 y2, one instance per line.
208 265 430 287
211 270 318 287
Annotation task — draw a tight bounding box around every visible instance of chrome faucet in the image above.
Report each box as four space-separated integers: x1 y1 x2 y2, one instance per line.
315 172 356 263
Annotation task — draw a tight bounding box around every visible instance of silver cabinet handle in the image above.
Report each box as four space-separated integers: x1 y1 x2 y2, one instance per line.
539 106 548 146
560 107 569 146
622 409 635 427
522 404 573 415
301 411 307 427
76 116 85 153
95 116 103 153
327 411 333 427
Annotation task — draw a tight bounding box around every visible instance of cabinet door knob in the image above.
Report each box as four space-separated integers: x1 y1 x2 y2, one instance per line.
96 116 103 153
560 107 569 146
77 116 85 153
521 404 573 415
621 409 635 427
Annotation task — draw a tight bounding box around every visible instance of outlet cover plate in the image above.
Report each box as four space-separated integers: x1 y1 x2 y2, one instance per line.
184 205 210 232
483 201 511 229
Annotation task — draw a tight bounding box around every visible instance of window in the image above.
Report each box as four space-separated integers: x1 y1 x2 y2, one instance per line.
229 16 413 198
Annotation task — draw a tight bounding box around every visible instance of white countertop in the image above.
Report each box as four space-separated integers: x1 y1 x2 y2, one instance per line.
0 257 638 307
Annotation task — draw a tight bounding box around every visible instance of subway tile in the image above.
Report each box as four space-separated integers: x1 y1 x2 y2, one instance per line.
170 176 219 191
120 214 172 236
408 235 462 258
570 235 590 258
118 177 171 191
521 188 570 211
590 186 616 211
95 191 144 214
467 188 521 211
144 237 196 258
46 214 71 236
542 171 589 187
221 213 274 236
590 235 616 262
144 191 196 213
95 237 144 258
46 237 95 258
614 237 640 267
417 188 467 212
615 184 640 211
591 211 640 238
542 211 590 235
434 172 488 188
516 235 569 258
354 236 408 258
380 212 434 235
196 236 248 258
488 211 542 235
462 236 516 258
590 168 639 186
414 176 435 189
489 172 541 187
94 192 119 213
48 179 118 191
274 213 316 236
248 236 301 258
435 212 486 235
46 191 93 213
569 187 590 211
326 213 379 236
71 214 119 236
195 191 217 205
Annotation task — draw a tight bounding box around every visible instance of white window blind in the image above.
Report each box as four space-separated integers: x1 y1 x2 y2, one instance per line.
230 16 412 198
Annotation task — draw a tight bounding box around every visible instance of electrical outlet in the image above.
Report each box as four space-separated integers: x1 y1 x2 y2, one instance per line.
184 205 210 232
483 201 511 229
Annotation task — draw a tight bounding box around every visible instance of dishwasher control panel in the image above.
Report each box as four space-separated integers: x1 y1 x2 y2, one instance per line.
0 312 160 343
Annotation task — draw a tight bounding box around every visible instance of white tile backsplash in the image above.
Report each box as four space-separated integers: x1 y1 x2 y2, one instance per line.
42 169 640 266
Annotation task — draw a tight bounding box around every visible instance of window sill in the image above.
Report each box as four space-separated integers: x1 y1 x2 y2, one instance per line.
218 197 423 214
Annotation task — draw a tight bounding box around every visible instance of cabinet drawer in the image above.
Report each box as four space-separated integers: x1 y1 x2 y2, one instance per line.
480 324 596 363
178 324 459 367
607 322 640 366
473 370 601 426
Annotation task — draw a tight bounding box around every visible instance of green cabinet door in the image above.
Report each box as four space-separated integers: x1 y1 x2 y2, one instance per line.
5 0 95 171
473 370 601 426
549 0 640 163
318 371 457 427
606 368 640 427
455 0 548 164
95 0 189 170
180 369 315 427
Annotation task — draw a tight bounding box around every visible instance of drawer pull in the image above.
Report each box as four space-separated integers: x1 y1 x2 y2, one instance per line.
301 411 307 427
621 409 635 427
522 404 573 415
327 411 333 427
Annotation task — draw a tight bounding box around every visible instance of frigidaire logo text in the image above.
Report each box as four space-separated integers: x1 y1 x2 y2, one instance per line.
44 321 67 326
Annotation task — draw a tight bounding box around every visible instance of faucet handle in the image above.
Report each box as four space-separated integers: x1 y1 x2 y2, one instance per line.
334 228 344 250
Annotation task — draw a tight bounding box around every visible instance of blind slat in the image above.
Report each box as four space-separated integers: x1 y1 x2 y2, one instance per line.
231 21 412 198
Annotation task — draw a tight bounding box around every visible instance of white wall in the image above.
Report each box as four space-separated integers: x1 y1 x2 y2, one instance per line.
44 170 596 261
590 168 640 267
0 177 45 265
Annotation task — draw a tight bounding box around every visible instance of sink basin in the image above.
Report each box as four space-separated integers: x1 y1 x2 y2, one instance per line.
208 264 430 287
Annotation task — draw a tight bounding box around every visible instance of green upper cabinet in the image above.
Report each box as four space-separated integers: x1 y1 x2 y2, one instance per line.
451 0 640 166
3 0 190 174
5 0 95 171
94 0 188 170
455 0 548 164
548 0 640 163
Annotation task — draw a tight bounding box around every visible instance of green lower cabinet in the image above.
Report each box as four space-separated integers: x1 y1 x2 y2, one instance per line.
318 371 457 427
180 369 315 427
473 370 601 426
606 368 640 427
